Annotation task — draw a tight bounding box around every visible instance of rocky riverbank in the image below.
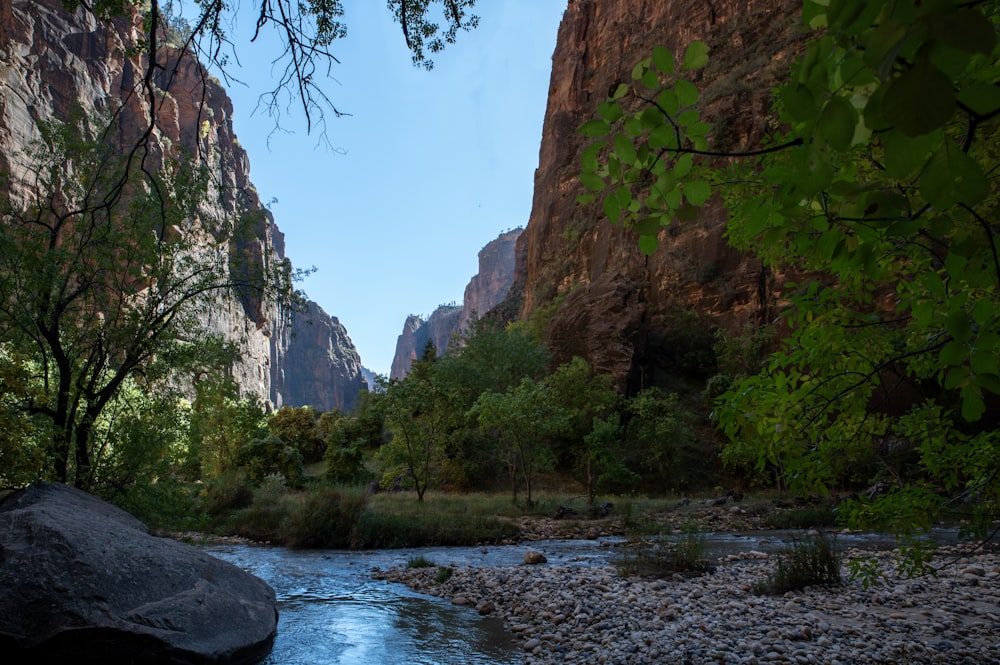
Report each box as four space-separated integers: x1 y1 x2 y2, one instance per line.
373 543 999 664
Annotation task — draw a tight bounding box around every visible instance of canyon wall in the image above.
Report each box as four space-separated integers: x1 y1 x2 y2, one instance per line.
0 0 364 411
510 0 803 391
391 228 522 379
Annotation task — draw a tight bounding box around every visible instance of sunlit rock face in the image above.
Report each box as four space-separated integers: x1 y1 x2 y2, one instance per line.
390 228 522 379
0 0 364 411
509 0 803 391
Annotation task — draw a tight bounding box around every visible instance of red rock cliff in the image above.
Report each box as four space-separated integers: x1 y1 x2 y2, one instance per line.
512 0 803 391
0 0 364 411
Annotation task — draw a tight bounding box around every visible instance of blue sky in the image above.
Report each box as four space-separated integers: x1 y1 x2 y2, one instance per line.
200 2 567 377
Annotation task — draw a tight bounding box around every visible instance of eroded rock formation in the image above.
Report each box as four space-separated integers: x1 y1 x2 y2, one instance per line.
510 0 803 391
391 228 522 379
0 0 364 411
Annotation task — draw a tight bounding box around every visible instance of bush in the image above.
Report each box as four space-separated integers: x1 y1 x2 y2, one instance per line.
764 505 839 530
754 531 842 595
230 477 292 542
281 486 368 548
434 566 453 583
235 435 304 487
201 470 254 516
617 520 711 577
406 555 435 569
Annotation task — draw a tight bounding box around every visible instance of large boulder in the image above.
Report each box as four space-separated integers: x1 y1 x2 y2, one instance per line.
0 482 278 664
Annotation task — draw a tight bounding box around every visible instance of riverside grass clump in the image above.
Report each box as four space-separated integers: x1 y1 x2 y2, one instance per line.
753 531 842 595
617 520 711 577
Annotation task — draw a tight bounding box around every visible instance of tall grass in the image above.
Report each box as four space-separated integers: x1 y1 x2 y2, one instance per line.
753 531 842 594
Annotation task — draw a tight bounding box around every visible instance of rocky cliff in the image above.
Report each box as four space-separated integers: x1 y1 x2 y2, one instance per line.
272 300 366 412
390 228 522 379
509 0 803 391
0 0 364 411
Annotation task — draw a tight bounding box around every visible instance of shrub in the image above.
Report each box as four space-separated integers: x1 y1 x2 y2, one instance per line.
764 505 839 530
201 470 254 516
617 520 711 577
406 555 435 569
434 566 453 583
230 477 292 542
754 531 842 595
235 435 304 487
281 486 368 548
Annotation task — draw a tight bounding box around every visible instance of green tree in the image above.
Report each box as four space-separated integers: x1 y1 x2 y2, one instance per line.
188 376 269 481
580 1 1000 538
268 405 325 463
624 387 703 492
376 357 447 501
472 378 557 506
578 416 640 504
0 116 291 489
543 357 621 465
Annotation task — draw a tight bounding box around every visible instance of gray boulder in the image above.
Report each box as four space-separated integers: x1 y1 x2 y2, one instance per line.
0 482 277 664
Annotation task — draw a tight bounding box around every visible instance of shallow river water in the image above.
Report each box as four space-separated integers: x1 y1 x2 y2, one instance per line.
206 529 963 665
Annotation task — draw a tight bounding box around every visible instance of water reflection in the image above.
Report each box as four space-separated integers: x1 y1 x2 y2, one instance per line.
206 546 518 665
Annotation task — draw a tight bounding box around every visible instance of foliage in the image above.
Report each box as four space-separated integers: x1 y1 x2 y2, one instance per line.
753 531 842 595
623 387 704 491
235 435 304 487
578 416 640 504
268 405 325 463
617 520 710 577
434 566 453 583
578 1 1000 540
280 485 368 548
0 113 292 490
201 469 254 516
472 377 557 506
406 555 436 569
188 377 268 480
763 504 839 530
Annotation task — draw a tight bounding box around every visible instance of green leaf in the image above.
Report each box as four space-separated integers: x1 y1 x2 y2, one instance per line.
603 194 621 224
919 142 989 208
957 84 1000 117
682 41 709 70
613 134 637 165
638 234 659 255
684 180 712 206
817 96 858 151
598 101 624 123
882 130 936 179
947 310 972 343
675 79 699 107
579 172 606 192
781 83 817 122
975 373 1000 396
882 56 956 137
673 153 694 179
631 58 650 81
579 119 611 137
930 8 996 55
610 83 629 101
581 141 602 174
641 69 659 90
575 193 597 205
940 340 967 366
652 46 674 74
633 217 662 235
960 384 985 422
656 89 679 115
649 124 675 149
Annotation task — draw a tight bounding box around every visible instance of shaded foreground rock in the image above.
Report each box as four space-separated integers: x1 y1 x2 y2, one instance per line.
0 483 277 664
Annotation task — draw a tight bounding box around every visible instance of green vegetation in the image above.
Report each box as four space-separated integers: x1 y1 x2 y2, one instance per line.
753 532 842 595
617 520 711 577
577 0 1000 558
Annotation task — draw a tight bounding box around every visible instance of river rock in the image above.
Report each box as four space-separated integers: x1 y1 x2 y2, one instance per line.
0 482 278 664
524 551 548 565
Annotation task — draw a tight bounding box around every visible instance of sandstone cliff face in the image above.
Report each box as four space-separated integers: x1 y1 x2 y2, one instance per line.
391 228 522 379
272 301 367 413
0 0 364 411
512 0 803 391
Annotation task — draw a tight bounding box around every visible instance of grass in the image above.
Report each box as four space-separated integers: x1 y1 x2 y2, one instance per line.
753 531 842 595
616 520 713 577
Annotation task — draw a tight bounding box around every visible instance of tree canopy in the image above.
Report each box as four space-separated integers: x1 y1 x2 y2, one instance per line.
578 0 1000 540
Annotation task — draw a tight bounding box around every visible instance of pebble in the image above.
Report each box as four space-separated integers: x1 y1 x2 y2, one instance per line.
374 545 1000 664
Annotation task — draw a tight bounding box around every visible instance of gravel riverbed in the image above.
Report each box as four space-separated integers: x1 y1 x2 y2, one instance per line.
373 544 1000 664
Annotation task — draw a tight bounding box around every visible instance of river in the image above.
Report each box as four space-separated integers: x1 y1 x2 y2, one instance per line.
206 529 965 665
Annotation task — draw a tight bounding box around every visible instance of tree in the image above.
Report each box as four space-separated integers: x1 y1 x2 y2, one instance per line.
0 115 292 489
579 1 1000 539
268 405 325 463
578 416 640 505
376 356 447 500
472 378 557 506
